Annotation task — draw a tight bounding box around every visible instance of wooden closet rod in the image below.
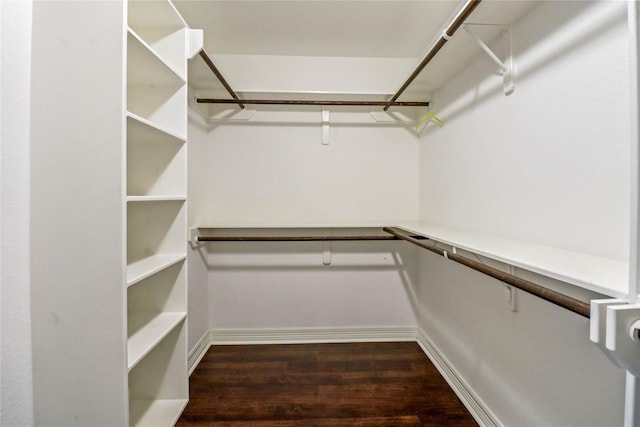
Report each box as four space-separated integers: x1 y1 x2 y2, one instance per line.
197 1 483 111
199 49 245 109
382 227 591 318
383 0 483 111
196 99 429 108
197 234 425 242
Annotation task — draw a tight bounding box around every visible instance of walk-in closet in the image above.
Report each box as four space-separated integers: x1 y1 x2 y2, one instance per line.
2 0 640 425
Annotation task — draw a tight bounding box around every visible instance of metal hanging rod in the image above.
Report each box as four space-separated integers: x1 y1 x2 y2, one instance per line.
196 99 430 108
197 234 426 242
383 227 591 318
196 0 485 112
198 49 245 110
383 0 483 111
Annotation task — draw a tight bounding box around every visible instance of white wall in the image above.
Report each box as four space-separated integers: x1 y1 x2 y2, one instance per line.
1 1 34 425
200 109 419 225
189 109 421 333
418 251 625 426
420 0 629 261
416 1 629 424
208 240 418 331
187 110 210 351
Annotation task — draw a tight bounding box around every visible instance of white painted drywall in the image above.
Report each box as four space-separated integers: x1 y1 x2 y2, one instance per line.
188 109 420 331
417 251 625 426
419 0 630 261
1 1 34 425
208 240 418 330
199 109 419 225
416 1 629 424
187 109 210 350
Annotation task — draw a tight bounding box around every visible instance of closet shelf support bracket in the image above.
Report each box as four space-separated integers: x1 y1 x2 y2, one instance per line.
463 24 514 96
322 109 330 145
189 228 202 248
591 300 640 425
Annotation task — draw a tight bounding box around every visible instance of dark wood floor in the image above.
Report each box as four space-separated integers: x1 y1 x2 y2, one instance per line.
177 342 478 426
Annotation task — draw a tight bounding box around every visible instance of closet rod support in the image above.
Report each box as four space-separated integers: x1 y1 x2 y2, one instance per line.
384 0 483 111
463 24 515 96
196 99 429 108
463 25 508 72
383 227 591 318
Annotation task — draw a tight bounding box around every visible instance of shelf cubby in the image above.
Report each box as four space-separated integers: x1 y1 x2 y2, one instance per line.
128 25 187 81
127 200 186 266
127 259 186 369
127 31 187 138
128 0 187 33
127 86 187 140
127 128 186 198
128 30 185 87
128 320 188 427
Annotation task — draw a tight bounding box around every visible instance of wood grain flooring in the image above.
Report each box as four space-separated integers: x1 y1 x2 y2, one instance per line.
177 342 478 426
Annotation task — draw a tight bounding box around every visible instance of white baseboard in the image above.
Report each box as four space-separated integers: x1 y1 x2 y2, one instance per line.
209 325 417 345
416 327 501 427
188 330 212 376
188 326 416 374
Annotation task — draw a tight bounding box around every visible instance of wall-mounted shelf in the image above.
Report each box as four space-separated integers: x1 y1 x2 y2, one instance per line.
190 223 398 246
193 222 626 312
396 222 628 299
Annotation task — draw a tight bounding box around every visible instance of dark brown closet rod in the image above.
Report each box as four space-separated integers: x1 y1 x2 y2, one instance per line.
198 49 245 109
382 227 591 318
196 99 430 107
384 0 483 111
197 234 424 242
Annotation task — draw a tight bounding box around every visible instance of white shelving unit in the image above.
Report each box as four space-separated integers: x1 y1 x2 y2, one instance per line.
126 1 189 425
29 1 196 424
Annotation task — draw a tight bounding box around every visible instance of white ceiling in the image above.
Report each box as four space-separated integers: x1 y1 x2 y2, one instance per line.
173 0 538 96
174 1 461 58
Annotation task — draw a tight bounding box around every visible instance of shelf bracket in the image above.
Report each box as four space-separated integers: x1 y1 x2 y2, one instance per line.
463 24 514 96
322 109 330 145
591 299 640 425
189 227 202 248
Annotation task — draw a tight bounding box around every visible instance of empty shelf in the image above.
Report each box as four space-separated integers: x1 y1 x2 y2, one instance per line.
129 398 188 427
127 312 186 371
127 196 187 203
397 222 628 298
127 254 186 287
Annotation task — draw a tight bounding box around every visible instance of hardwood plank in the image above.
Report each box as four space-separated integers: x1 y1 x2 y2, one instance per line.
177 342 477 426
177 415 422 426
